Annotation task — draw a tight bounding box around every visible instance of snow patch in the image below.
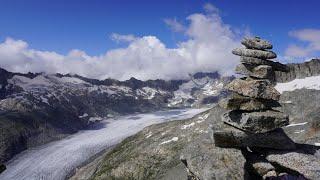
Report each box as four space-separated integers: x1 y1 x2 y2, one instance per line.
59 77 88 85
275 76 320 93
88 117 104 122
159 137 179 145
286 122 308 127
181 122 195 129
315 143 320 146
40 96 49 104
145 132 153 139
294 130 305 134
282 101 292 104
79 113 88 118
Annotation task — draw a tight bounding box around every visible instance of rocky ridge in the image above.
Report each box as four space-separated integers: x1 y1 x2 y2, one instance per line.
275 59 320 83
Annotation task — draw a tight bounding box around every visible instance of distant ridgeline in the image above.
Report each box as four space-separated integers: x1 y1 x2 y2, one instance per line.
275 59 320 83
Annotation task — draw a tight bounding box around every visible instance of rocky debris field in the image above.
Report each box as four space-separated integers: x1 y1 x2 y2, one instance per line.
76 90 320 180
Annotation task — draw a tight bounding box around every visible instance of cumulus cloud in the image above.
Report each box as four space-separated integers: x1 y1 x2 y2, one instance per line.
285 29 320 58
110 33 137 43
0 3 242 80
203 3 220 14
164 18 186 32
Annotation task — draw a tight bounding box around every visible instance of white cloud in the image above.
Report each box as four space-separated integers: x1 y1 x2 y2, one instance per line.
110 33 137 43
0 4 242 81
203 3 219 14
164 18 186 32
285 29 320 58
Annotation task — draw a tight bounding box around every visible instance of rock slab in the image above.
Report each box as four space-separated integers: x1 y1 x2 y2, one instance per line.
219 95 280 111
226 79 280 100
241 37 273 50
232 48 277 59
266 151 320 180
214 128 296 150
222 110 289 133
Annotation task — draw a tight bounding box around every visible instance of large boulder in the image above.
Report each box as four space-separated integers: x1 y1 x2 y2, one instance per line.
222 110 289 133
266 151 320 180
214 128 296 150
235 64 274 80
241 37 273 50
180 134 246 180
226 79 280 101
240 56 289 72
219 94 280 111
232 48 277 59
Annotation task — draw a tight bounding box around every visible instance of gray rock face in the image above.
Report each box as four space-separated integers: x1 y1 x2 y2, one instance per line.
266 151 320 180
223 110 289 133
226 79 280 100
241 37 273 50
180 134 246 180
275 59 320 83
236 64 274 80
219 94 280 111
232 48 277 59
214 128 296 150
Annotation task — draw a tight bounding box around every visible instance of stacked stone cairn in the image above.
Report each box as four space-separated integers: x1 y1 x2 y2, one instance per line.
214 36 296 150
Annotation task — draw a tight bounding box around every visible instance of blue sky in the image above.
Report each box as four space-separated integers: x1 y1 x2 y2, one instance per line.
0 0 320 80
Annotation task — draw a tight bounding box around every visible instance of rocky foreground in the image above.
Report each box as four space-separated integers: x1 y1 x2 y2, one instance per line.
69 87 320 180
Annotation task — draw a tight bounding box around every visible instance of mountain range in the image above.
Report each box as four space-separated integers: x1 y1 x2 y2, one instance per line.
1 58 320 179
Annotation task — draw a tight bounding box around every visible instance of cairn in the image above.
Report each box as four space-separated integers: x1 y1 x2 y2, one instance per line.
214 37 296 150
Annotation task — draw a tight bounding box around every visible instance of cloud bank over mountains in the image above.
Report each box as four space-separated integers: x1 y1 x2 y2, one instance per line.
285 29 320 59
0 4 243 80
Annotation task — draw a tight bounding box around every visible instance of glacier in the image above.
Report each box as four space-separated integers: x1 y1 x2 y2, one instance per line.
0 108 208 180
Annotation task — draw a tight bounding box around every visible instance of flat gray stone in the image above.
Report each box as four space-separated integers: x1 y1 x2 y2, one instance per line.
226 79 280 100
180 134 246 180
240 56 289 72
222 110 289 133
236 64 274 80
219 94 280 111
241 37 273 50
214 128 296 150
266 152 320 180
232 48 277 59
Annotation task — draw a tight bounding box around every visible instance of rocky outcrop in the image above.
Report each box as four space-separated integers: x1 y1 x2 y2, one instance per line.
266 150 320 180
180 134 246 180
275 59 320 83
80 83 320 180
